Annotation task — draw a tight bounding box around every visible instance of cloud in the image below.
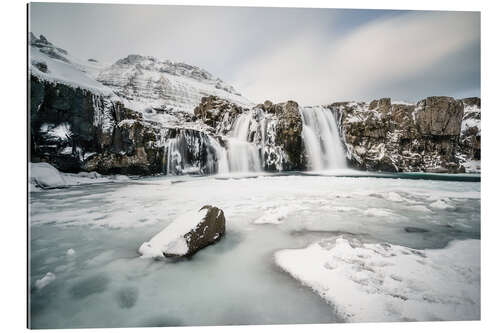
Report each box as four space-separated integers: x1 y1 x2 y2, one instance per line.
30 4 479 104
233 11 480 104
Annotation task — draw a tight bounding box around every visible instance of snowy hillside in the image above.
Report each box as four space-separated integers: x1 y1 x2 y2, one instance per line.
29 33 113 96
29 33 252 117
96 54 252 115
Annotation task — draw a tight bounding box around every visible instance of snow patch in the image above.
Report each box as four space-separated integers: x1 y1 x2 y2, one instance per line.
462 160 481 173
29 162 130 190
30 162 67 188
254 206 292 225
364 208 395 217
407 205 432 213
275 237 480 322
430 200 454 210
35 272 56 290
30 46 114 96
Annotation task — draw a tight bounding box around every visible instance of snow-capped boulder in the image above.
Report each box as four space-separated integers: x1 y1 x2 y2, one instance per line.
29 162 131 191
138 205 226 258
30 162 67 188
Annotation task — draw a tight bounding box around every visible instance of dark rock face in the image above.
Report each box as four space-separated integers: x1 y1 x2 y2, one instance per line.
30 76 230 176
178 205 226 257
30 75 105 172
415 96 464 136
329 96 477 173
194 95 245 129
30 71 479 175
274 101 306 170
30 75 160 175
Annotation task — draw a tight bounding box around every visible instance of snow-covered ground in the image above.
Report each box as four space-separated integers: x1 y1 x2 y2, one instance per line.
276 238 479 322
29 173 480 328
29 162 130 191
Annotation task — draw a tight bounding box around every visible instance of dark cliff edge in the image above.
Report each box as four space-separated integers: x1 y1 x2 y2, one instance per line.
29 75 221 175
29 75 480 176
328 97 480 173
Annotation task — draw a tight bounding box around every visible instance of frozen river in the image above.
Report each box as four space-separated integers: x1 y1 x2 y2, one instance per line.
29 172 480 328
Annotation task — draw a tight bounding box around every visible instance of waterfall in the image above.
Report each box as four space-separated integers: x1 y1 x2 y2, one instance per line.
165 137 183 175
161 105 347 176
208 136 229 174
299 106 347 170
163 129 229 175
226 112 262 173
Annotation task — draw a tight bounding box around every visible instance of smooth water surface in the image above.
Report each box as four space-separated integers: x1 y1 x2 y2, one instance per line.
29 173 480 328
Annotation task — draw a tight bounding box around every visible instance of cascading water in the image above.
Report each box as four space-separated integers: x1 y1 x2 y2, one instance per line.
208 136 229 174
300 106 347 170
164 137 183 175
162 105 346 176
163 129 229 175
226 112 262 172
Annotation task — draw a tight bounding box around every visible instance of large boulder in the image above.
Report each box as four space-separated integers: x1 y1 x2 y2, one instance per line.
29 162 67 189
194 95 244 128
274 101 306 170
138 205 226 258
415 96 464 136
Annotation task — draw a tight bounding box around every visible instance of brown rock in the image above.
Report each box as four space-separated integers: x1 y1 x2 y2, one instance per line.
415 96 464 136
181 205 226 257
275 100 306 170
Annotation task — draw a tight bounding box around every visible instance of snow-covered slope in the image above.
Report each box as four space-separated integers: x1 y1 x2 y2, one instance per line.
96 54 252 114
29 33 252 117
29 33 113 96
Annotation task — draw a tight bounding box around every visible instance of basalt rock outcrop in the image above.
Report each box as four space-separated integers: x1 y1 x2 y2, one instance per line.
274 101 305 170
193 96 306 171
329 96 480 173
30 75 227 176
194 95 246 130
30 75 165 174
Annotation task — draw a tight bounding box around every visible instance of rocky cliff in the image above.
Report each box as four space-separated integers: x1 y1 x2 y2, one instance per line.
329 96 480 173
29 33 480 176
29 34 245 175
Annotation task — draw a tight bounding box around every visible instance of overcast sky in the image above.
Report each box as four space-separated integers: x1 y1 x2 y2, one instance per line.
29 3 480 104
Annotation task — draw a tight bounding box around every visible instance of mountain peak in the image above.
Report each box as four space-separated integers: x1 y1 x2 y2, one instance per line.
97 53 249 114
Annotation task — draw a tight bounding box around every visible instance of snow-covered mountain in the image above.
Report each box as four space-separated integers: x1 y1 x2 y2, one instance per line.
29 32 113 95
97 55 252 116
29 33 481 177
29 33 253 117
